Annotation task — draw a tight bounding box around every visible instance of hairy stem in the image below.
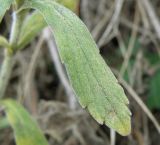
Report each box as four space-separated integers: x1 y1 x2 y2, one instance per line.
0 50 14 99
0 10 22 98
9 12 22 49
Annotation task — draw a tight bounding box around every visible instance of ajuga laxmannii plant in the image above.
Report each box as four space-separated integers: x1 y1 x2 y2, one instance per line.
0 0 131 144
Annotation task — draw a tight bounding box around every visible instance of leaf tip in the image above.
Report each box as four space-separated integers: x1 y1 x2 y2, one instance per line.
116 117 131 136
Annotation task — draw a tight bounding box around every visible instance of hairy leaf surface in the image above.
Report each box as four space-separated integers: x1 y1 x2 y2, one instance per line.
0 0 13 23
1 100 48 145
24 0 131 135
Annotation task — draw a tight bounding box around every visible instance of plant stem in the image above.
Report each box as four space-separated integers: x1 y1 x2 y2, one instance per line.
9 12 22 49
0 50 14 99
0 10 22 99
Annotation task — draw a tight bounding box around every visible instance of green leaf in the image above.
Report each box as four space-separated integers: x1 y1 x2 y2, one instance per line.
0 0 13 23
147 70 160 109
18 11 46 49
1 100 49 145
24 0 131 136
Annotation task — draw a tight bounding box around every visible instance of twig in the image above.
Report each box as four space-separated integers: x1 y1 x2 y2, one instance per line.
140 0 160 40
43 28 77 109
110 129 116 145
115 29 132 84
137 0 150 30
98 0 124 46
22 36 44 113
23 36 44 97
119 3 140 77
92 5 114 42
120 17 157 41
142 114 149 145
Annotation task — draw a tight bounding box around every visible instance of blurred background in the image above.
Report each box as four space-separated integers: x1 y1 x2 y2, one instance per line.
0 0 160 145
